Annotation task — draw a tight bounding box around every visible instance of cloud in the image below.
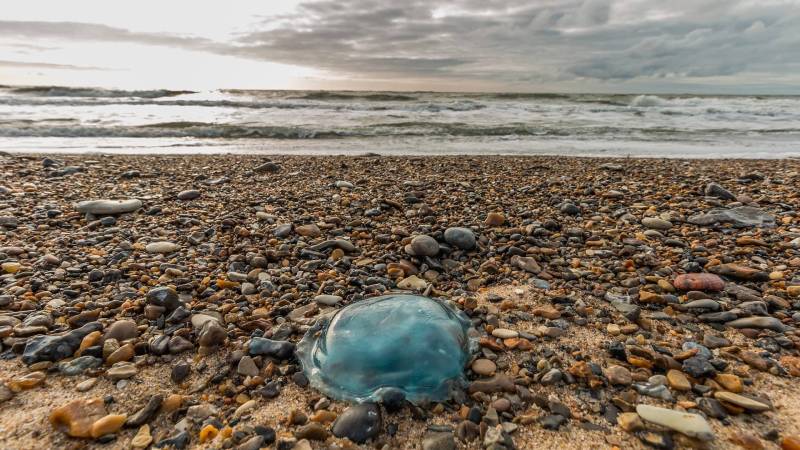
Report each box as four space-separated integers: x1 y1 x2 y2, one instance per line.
1 0 799 91
0 20 216 50
0 59 107 70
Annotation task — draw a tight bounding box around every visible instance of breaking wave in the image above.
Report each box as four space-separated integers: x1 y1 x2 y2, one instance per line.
3 120 797 140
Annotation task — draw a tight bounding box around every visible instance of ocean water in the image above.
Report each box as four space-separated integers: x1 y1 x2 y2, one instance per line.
1 85 798 158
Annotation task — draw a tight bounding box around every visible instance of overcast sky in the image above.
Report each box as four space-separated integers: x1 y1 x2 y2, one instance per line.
1 0 798 93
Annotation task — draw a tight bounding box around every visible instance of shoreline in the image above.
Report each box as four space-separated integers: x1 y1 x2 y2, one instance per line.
1 153 799 449
3 150 800 161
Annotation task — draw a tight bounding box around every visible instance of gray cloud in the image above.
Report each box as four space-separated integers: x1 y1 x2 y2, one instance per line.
0 20 215 49
1 0 799 92
0 59 107 70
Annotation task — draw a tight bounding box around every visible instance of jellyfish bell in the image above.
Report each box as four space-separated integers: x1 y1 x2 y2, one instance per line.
296 294 477 404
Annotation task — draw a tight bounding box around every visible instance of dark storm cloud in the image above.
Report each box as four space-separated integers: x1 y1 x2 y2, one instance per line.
1 0 799 89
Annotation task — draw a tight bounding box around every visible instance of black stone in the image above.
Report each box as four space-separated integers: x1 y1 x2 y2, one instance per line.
682 356 716 378
126 394 164 427
146 287 182 311
332 403 382 444
155 431 189 449
22 322 103 365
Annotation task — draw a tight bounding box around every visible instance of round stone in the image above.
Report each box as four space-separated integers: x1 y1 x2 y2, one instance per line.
296 294 474 403
410 235 439 257
103 320 138 343
331 403 382 444
471 359 496 377
443 227 476 250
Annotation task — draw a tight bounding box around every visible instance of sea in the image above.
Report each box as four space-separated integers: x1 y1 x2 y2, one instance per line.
1 85 798 158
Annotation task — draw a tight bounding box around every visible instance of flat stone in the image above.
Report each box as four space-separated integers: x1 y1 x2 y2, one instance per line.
705 182 736 200
511 255 541 273
714 391 771 411
673 273 725 292
688 206 774 228
314 295 342 306
308 239 356 253
75 199 142 215
145 241 178 254
107 362 137 380
636 404 714 441
709 263 770 281
642 217 673 230
468 375 515 394
248 337 295 360
666 369 691 391
605 365 632 385
397 275 427 290
177 189 200 200
22 322 103 365
726 316 786 332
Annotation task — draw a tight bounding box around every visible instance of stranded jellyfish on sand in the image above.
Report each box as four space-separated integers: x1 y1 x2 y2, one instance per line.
296 294 476 404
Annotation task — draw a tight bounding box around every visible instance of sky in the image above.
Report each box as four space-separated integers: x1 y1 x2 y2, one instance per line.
0 0 799 93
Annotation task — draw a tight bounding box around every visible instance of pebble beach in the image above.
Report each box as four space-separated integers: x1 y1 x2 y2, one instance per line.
1 152 800 450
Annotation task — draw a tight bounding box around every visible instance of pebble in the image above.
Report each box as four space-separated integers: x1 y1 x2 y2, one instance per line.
443 227 476 250
605 365 632 385
248 337 295 360
726 316 786 332
714 391 771 412
423 431 456 450
90 414 126 438
106 362 137 380
237 356 259 377
397 275 427 290
177 189 201 200
50 397 107 438
673 273 725 292
484 212 505 227
636 404 714 441
491 328 518 339
314 294 342 306
642 217 672 230
410 235 440 256
666 369 691 391
74 199 142 215
471 359 496 377
131 425 153 448
332 403 381 444
145 241 179 254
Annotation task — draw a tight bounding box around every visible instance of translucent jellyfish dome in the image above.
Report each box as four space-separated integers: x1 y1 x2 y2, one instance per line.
297 294 475 404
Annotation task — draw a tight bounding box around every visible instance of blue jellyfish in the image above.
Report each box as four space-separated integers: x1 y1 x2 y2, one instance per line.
296 294 476 404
